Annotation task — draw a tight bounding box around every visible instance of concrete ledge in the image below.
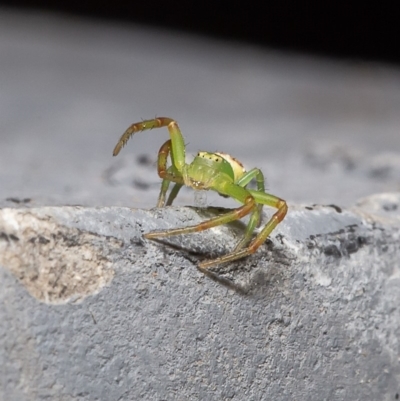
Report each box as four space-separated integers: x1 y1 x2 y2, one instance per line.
1 193 400 399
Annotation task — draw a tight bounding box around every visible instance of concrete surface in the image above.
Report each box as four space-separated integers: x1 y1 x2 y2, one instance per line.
1 196 400 400
1 8 400 401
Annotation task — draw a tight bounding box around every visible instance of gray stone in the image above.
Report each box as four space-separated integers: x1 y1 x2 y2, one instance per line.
1 193 400 400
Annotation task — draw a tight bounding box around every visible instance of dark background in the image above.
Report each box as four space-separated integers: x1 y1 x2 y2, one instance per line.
1 1 399 63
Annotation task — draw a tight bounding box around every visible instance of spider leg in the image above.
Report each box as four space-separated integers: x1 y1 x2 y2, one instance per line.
166 183 184 206
236 168 265 191
233 205 261 251
199 192 287 270
113 117 186 171
145 184 255 238
156 139 184 207
236 167 266 229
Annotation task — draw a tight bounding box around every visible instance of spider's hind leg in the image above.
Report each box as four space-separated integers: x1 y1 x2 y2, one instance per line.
236 167 266 227
199 192 287 270
233 205 261 251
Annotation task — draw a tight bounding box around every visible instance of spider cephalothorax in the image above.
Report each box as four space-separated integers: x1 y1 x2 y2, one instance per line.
113 117 287 271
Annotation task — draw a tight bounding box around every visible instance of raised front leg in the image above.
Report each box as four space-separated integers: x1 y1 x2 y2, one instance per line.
113 117 186 172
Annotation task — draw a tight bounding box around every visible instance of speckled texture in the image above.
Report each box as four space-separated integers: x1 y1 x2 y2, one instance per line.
1 193 400 400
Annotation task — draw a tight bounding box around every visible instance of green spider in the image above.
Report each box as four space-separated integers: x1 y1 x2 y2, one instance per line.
113 117 287 271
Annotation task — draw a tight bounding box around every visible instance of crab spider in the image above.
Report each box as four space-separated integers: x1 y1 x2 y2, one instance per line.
113 117 287 271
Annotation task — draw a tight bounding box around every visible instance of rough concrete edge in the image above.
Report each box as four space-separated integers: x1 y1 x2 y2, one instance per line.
0 192 399 304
